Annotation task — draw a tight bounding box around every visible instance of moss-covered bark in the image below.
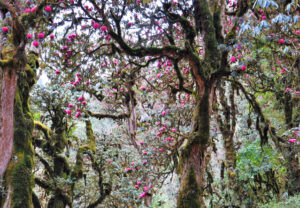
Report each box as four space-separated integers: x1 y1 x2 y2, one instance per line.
177 167 201 208
1 59 36 208
177 85 213 208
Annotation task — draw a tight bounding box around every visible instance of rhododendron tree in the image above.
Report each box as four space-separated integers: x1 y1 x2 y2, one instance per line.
1 0 299 207
0 0 63 206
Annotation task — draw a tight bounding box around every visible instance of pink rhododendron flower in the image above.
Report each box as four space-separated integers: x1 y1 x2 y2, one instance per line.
75 112 82 118
100 25 107 32
81 101 87 105
32 41 39 47
288 139 296 143
78 96 85 102
241 65 246 71
135 185 139 189
66 109 71 115
296 30 300 34
278 39 285 44
50 34 55 39
159 148 164 152
37 33 45 39
27 34 32 39
141 86 146 90
68 104 74 108
171 128 176 132
280 68 286 74
139 192 146 198
31 6 37 12
137 181 142 185
143 161 147 165
143 186 149 192
139 141 144 145
93 22 100 29
55 70 60 74
230 56 236 62
2 26 9 33
44 6 51 12
24 8 31 13
143 152 147 155
285 88 290 92
161 110 168 116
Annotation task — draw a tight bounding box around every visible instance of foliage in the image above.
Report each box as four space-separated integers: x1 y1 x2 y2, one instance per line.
259 193 300 208
0 0 299 207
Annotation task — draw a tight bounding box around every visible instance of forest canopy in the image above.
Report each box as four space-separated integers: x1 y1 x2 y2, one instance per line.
0 0 299 207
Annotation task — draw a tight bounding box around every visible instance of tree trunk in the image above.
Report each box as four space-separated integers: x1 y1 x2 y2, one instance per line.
1 63 36 208
177 84 213 208
0 67 17 177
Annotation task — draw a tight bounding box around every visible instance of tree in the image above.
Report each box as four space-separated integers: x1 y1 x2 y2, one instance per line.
42 0 247 206
0 1 63 207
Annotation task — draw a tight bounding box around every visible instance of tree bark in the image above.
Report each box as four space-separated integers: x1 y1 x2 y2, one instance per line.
177 83 214 207
1 61 36 208
0 67 17 177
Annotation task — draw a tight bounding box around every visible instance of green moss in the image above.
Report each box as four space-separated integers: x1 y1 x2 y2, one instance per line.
85 120 96 152
2 52 38 208
0 58 14 68
213 10 224 43
195 0 219 68
177 167 201 208
0 47 14 68
72 146 89 179
4 75 35 207
72 120 96 180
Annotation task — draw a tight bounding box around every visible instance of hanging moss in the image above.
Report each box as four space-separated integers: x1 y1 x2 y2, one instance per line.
177 167 201 208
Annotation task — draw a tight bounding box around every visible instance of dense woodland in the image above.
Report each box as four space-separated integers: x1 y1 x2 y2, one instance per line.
0 0 299 207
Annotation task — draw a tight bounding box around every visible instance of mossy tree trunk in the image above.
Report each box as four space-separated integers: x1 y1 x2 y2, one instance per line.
177 82 215 207
0 1 38 207
1 60 37 208
216 83 240 206
0 64 17 178
47 108 71 208
283 58 300 195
